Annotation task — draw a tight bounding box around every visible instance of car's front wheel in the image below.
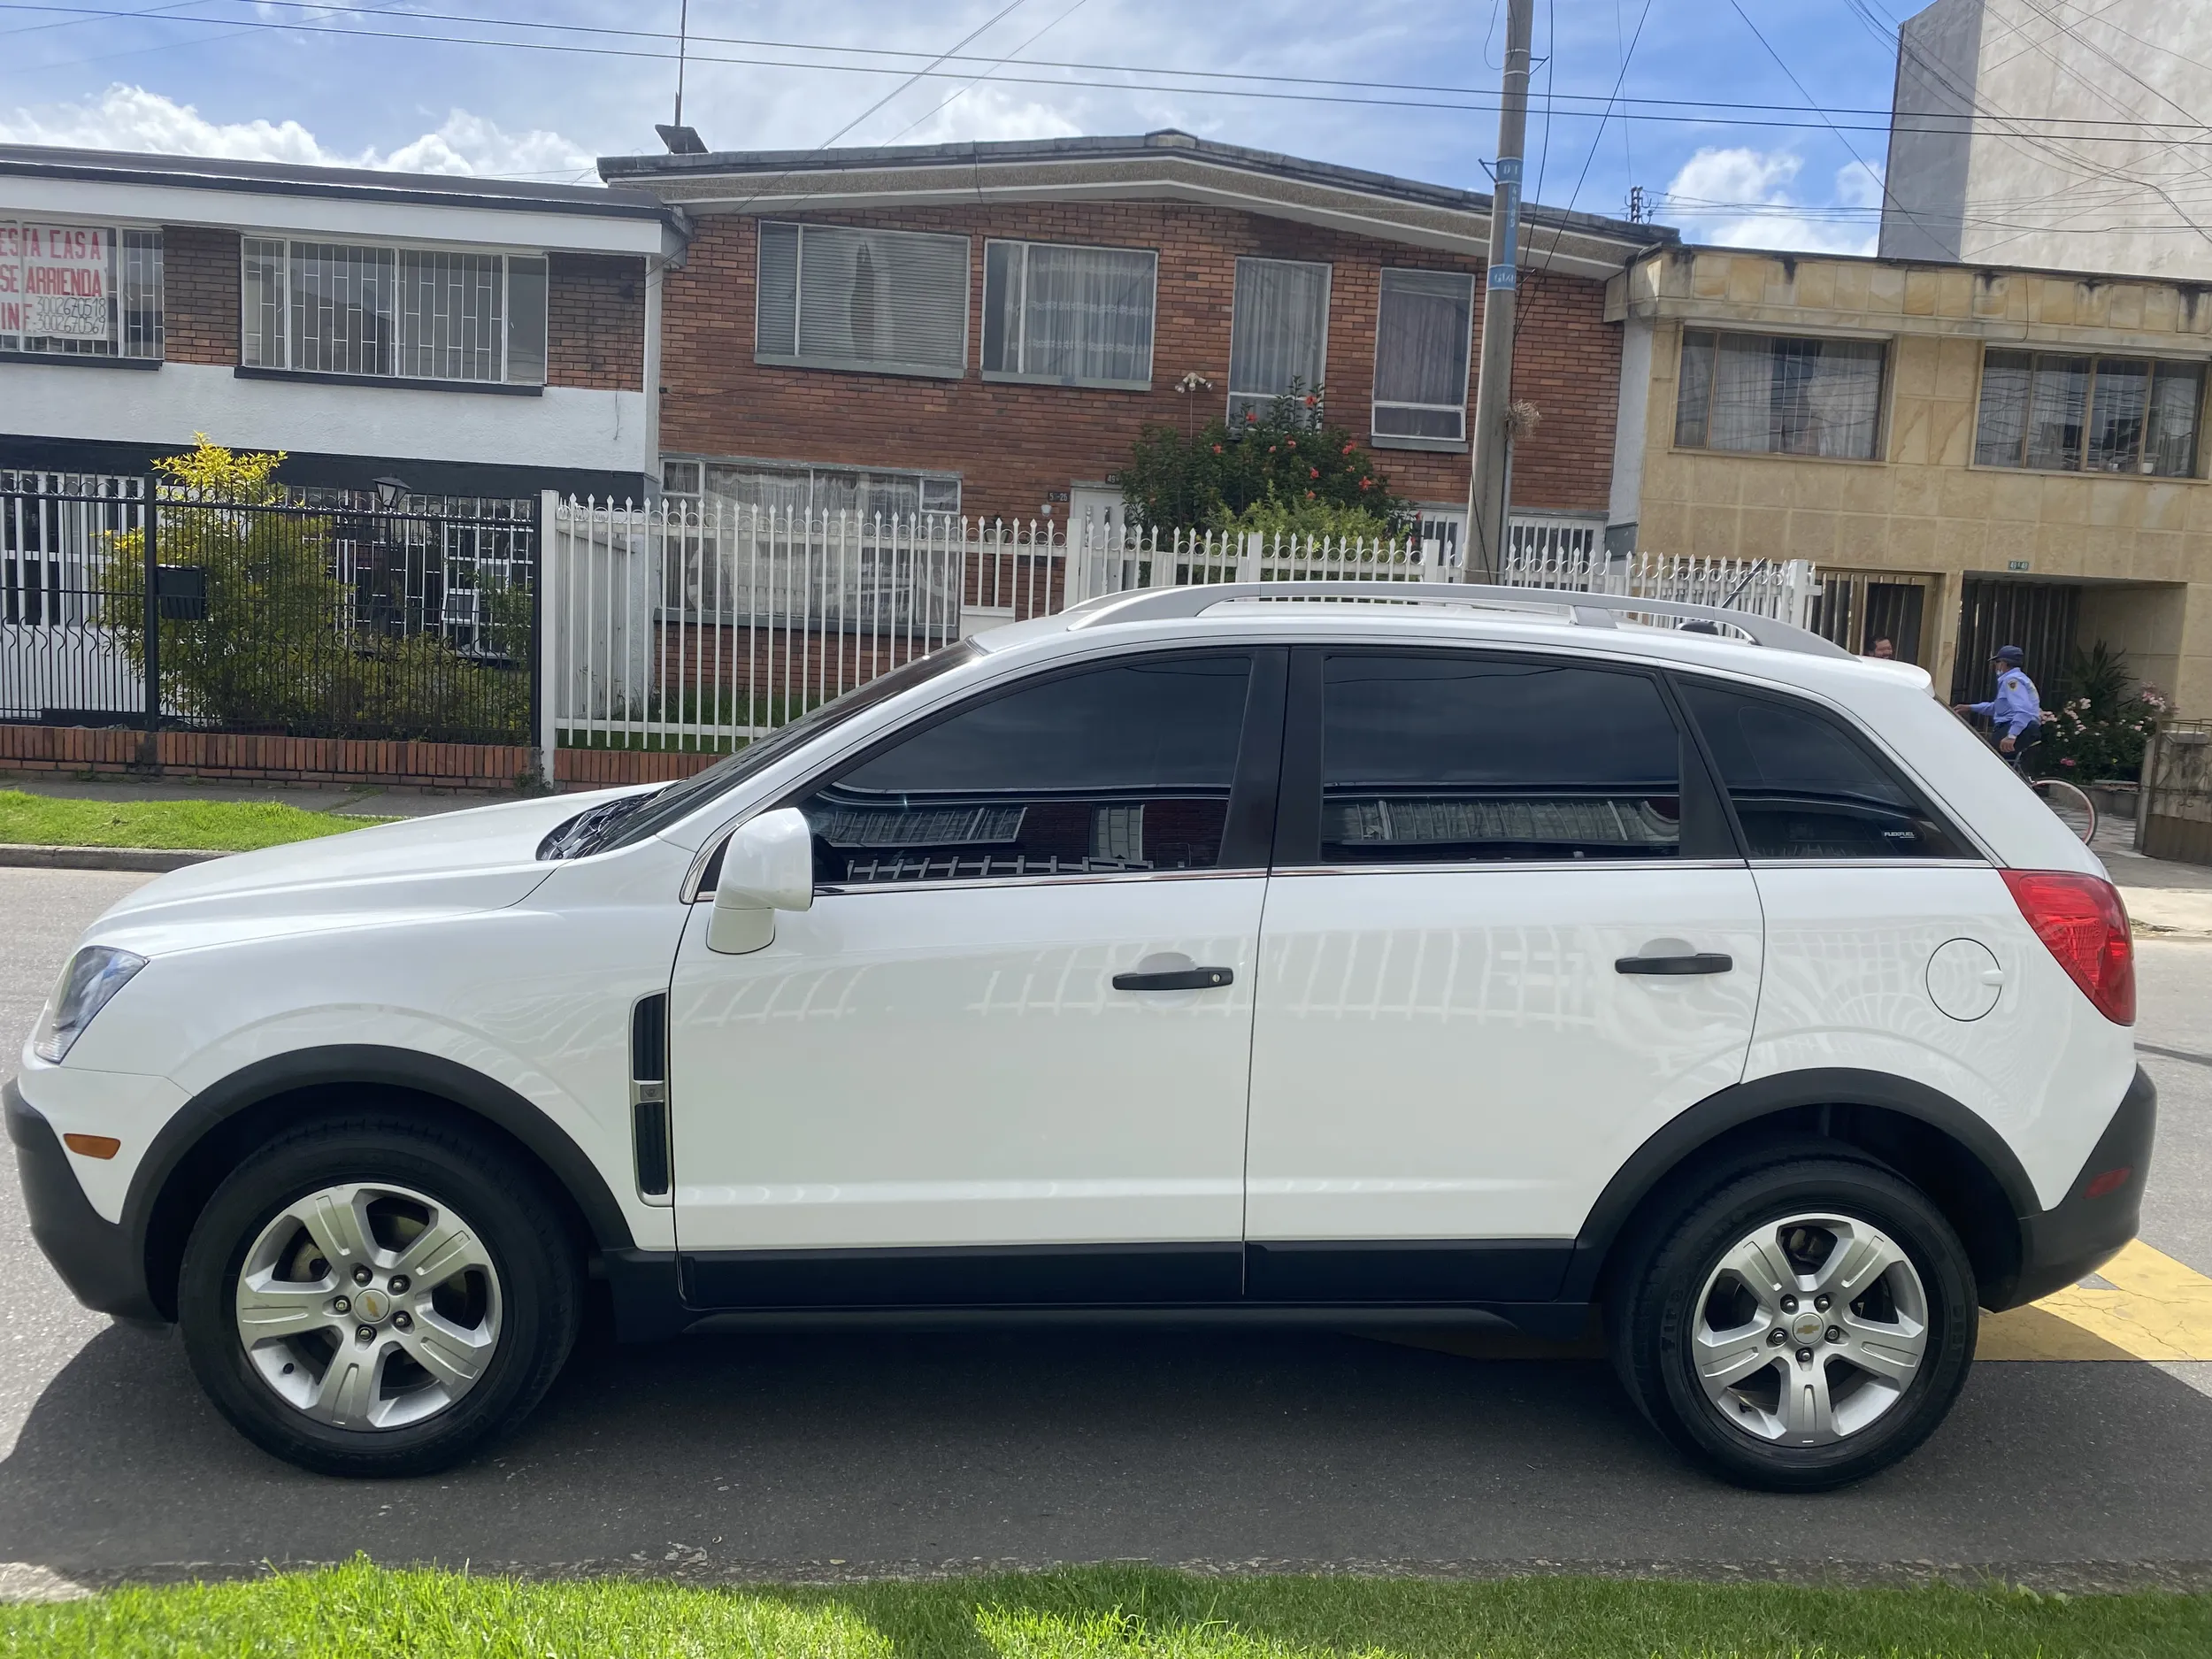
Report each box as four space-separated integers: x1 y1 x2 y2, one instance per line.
178 1113 580 1477
1610 1154 1978 1491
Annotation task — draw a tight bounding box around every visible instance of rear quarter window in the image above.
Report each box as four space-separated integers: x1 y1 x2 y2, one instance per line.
1678 680 1975 861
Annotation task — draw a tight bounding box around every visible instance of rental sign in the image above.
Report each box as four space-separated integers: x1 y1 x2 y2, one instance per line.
0 222 112 343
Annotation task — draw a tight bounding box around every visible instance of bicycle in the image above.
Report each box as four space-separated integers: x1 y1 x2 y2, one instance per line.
2031 774 2098 845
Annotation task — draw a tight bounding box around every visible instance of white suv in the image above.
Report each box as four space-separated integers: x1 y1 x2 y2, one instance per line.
9 583 2151 1490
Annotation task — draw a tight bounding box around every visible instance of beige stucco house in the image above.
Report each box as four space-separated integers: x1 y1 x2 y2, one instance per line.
1605 245 2212 714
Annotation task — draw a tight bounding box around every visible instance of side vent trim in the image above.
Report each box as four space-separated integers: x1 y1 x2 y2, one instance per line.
631 993 672 1204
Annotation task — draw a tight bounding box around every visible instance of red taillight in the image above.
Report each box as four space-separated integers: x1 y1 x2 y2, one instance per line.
2001 869 2136 1025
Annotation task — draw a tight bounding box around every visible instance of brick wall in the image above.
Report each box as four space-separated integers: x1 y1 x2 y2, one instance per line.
0 723 534 791
549 253 647 392
658 203 1620 520
161 225 241 367
0 722 726 792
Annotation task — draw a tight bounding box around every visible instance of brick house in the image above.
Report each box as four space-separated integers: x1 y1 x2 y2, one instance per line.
0 146 679 499
600 131 1666 551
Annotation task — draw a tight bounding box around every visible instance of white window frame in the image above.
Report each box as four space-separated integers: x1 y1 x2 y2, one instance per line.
981 237 1159 392
753 221 972 381
0 218 164 362
1226 255 1332 423
237 236 549 387
1371 266 1475 450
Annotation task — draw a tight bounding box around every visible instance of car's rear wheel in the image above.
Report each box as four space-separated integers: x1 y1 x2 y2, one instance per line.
178 1113 580 1477
1610 1155 1978 1491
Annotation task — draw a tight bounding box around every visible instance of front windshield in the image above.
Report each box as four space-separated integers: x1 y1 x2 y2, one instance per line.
580 640 984 856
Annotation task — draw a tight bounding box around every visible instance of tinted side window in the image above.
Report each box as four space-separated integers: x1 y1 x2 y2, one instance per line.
1319 655 1684 864
1679 682 1972 860
800 655 1252 884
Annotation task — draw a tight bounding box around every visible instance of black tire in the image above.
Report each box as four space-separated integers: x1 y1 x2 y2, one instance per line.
1609 1153 1978 1492
178 1112 581 1477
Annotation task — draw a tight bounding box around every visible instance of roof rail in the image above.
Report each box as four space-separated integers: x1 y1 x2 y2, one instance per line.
1063 580 1854 659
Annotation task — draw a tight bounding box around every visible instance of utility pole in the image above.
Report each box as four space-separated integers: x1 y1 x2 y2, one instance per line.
1463 0 1533 583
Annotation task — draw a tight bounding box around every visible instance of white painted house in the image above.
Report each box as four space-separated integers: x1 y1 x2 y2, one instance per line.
0 147 681 500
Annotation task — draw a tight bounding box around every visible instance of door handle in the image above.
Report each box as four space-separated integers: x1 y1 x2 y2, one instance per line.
1113 966 1235 991
1615 952 1734 976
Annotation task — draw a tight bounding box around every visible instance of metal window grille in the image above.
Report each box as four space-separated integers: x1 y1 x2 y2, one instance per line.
247 241 537 384
398 250 504 382
289 242 397 376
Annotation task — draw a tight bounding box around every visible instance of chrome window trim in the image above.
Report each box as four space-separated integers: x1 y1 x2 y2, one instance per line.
1270 857 1745 878
814 868 1265 899
1743 857 1993 872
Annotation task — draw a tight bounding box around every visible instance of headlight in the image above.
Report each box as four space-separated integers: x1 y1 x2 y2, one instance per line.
31 947 148 1064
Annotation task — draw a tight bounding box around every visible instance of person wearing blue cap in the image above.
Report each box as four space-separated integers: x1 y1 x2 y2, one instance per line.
1952 644 2043 770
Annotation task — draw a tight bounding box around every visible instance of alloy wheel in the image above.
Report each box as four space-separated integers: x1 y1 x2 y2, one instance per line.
233 1181 503 1431
1689 1210 1930 1447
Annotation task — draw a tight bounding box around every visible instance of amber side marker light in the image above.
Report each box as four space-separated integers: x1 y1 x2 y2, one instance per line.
61 1133 121 1160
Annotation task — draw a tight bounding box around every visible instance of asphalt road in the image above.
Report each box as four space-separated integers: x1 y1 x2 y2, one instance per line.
4 865 2212 1589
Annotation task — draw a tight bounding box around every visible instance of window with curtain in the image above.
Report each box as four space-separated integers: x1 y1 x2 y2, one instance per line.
1673 329 1886 460
1226 257 1330 422
239 238 547 384
756 221 970 379
981 239 1156 389
1372 268 1474 444
0 222 164 360
1972 348 2204 477
663 458 962 524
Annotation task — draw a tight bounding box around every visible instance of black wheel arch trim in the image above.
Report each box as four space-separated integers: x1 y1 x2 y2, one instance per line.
127 1046 637 1315
1558 1066 2044 1303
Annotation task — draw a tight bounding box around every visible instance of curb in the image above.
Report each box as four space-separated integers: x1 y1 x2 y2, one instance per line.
0 843 227 872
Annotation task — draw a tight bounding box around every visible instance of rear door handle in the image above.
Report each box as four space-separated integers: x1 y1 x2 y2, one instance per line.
1615 952 1734 976
1113 966 1235 991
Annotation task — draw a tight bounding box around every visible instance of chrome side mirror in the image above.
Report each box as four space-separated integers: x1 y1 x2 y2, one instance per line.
706 807 814 955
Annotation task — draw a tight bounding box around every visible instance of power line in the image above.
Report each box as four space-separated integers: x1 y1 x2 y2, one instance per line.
7 0 2212 141
876 0 1091 148
815 0 1032 151
1724 0 1920 238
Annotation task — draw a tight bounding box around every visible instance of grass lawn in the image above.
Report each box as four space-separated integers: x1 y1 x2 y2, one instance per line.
1 1560 2205 1658
0 790 397 853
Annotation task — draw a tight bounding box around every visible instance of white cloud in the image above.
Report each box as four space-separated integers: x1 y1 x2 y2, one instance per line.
0 84 595 182
886 86 1084 148
1661 146 1881 257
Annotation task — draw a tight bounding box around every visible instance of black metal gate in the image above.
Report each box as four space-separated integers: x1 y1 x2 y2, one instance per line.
0 473 536 745
1950 578 2080 705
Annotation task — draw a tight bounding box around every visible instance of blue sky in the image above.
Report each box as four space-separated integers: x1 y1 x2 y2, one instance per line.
0 0 1922 252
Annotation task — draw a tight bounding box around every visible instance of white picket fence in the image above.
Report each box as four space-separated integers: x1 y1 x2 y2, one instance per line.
542 495 1815 753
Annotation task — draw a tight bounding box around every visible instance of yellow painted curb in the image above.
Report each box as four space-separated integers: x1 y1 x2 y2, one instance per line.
1979 1240 2212 1362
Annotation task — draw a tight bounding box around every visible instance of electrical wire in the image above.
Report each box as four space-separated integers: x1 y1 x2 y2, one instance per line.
812 0 1031 151
4 0 2212 141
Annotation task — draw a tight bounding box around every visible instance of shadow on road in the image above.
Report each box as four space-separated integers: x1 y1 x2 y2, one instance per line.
8 1317 2212 1580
